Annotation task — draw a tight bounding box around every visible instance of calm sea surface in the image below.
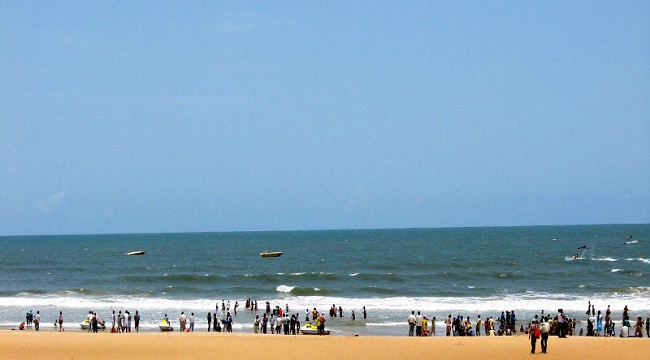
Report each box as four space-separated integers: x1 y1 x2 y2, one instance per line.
1 224 648 335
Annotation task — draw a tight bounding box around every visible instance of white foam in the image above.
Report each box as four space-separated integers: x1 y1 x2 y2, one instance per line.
611 269 621 272
349 273 359 277
2 292 648 320
594 258 617 262
276 285 294 293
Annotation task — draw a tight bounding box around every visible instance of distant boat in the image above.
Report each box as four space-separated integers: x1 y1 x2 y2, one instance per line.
126 251 145 256
260 251 282 258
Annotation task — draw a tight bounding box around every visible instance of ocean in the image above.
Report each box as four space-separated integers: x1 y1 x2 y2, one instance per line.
1 224 649 335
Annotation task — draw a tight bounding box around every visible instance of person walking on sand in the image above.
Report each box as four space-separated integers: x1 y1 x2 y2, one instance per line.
540 316 550 354
529 315 540 354
408 311 416 336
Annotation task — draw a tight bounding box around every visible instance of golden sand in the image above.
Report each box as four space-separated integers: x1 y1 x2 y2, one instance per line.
1 330 648 360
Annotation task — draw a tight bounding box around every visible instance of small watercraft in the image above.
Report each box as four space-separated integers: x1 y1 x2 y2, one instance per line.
159 320 173 331
126 251 145 256
79 319 106 330
300 322 330 335
260 251 282 258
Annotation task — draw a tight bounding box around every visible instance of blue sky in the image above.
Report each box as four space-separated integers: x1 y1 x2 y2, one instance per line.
1 1 649 235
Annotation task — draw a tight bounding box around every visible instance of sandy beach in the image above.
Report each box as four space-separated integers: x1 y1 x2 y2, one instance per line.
1 330 648 360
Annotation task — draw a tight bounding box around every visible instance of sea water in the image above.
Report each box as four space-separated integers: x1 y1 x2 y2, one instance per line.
1 224 648 335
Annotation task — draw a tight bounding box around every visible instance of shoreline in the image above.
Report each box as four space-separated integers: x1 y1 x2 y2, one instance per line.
2 330 649 360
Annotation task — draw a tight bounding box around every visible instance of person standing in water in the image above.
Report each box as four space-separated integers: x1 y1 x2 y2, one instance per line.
134 310 140 332
34 311 40 331
58 311 64 331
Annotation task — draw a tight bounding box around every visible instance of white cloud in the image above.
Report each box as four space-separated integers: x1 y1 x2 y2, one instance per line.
35 191 67 215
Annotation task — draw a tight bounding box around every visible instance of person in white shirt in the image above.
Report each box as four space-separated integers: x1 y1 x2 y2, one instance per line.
179 312 187 332
415 311 423 336
87 311 93 332
190 313 195 332
407 311 416 336
120 311 127 332
34 311 41 331
540 316 550 354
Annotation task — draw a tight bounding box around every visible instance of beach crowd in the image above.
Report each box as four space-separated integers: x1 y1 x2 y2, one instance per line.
15 299 650 343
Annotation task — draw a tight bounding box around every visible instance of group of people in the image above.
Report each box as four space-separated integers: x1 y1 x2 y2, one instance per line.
253 312 302 335
406 311 521 338
406 304 650 349
580 303 649 338
109 310 140 333
177 312 197 332
20 310 41 331
83 311 106 333
406 311 434 336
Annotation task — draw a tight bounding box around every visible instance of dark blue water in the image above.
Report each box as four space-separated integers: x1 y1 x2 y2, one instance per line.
1 225 648 334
